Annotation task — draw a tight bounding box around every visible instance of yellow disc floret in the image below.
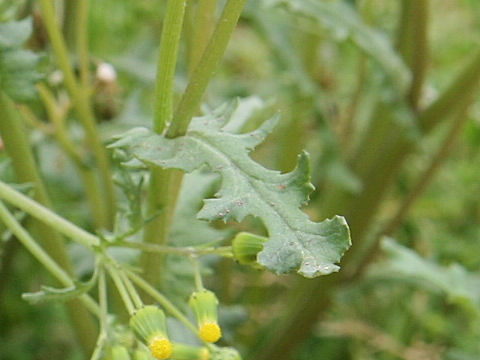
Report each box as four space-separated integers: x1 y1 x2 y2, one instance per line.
199 322 222 343
149 336 173 359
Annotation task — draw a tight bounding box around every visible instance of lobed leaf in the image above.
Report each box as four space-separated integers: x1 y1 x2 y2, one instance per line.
110 100 351 278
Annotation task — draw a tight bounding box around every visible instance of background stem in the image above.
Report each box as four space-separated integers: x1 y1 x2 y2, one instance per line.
39 0 116 228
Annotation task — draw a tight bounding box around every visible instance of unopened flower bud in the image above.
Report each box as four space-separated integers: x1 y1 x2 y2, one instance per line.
129 306 173 359
232 232 267 266
189 290 222 343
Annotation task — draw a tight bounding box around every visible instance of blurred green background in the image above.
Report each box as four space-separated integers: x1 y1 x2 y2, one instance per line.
1 0 480 359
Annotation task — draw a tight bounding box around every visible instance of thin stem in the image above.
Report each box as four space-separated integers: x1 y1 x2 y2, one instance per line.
0 201 100 316
120 269 143 309
90 267 108 360
142 0 187 288
126 270 199 335
0 89 98 353
153 0 187 133
39 0 116 228
0 180 100 248
191 256 204 291
106 263 135 316
167 0 247 137
37 84 108 229
76 0 91 90
112 240 233 257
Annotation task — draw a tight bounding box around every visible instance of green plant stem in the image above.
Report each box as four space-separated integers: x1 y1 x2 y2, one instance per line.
397 0 429 110
0 180 100 248
254 49 480 360
37 84 108 229
120 269 143 309
0 201 100 316
39 0 116 228
186 0 217 74
0 90 98 352
191 256 204 291
112 240 233 257
76 0 91 89
0 91 72 267
106 263 135 315
167 0 247 138
341 54 367 151
90 267 108 360
142 0 187 288
126 270 199 335
357 108 470 274
419 50 480 132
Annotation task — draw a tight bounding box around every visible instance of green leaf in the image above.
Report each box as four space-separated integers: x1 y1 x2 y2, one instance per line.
110 100 351 278
22 268 98 304
370 238 480 315
263 0 411 94
0 18 42 101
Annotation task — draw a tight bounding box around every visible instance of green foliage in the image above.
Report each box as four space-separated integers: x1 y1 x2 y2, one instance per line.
370 238 480 316
110 101 351 277
263 0 410 93
0 18 41 101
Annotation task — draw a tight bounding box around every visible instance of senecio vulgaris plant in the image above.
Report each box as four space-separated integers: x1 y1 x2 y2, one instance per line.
0 1 352 359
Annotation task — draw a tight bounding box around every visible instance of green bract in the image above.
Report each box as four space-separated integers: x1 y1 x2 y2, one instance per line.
110 100 351 278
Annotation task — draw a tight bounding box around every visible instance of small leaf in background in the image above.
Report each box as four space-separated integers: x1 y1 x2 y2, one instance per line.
22 267 98 304
0 18 42 101
263 0 411 94
110 99 351 278
369 238 480 316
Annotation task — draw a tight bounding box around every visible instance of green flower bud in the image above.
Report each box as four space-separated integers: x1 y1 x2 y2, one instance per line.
232 232 267 266
129 306 173 359
171 343 210 360
189 290 221 343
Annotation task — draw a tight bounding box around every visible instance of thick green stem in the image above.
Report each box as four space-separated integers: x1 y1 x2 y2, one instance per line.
186 0 217 74
254 49 480 360
167 0 247 138
419 50 480 132
0 180 100 248
397 0 429 110
0 201 100 316
356 108 471 275
142 0 187 287
39 0 116 228
0 91 71 266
